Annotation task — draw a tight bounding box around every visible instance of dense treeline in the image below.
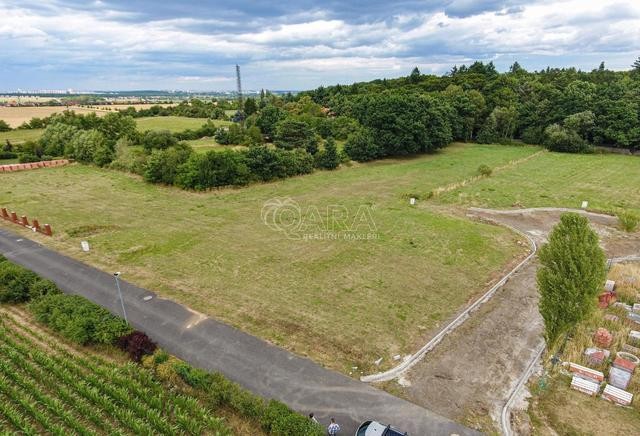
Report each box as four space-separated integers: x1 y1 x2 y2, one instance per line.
5 58 639 191
304 59 640 152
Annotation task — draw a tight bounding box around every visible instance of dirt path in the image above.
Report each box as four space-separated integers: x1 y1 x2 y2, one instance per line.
396 208 639 431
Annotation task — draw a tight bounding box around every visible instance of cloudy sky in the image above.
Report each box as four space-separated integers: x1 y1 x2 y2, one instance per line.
1 0 639 91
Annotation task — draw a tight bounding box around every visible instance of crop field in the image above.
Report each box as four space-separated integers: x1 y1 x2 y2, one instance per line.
135 116 231 132
0 305 232 435
79 103 177 112
0 143 537 372
0 106 104 128
0 128 44 145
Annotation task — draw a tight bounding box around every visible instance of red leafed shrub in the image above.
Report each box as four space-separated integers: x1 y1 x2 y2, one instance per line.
117 331 157 362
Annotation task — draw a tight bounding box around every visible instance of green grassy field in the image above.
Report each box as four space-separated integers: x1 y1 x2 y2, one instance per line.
182 138 248 154
436 150 640 213
135 116 231 132
0 143 537 372
0 128 44 144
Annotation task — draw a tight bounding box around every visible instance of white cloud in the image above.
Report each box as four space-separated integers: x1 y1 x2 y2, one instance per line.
0 0 639 90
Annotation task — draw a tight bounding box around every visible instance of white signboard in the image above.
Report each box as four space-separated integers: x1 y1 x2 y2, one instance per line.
81 241 90 252
581 201 588 209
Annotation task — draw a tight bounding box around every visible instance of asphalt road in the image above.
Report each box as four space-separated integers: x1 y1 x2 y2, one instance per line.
0 228 477 436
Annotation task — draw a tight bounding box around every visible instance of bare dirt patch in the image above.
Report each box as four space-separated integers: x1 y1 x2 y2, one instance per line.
394 208 638 433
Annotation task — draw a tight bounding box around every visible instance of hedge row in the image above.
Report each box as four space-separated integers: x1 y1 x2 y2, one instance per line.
30 293 132 345
0 256 61 303
143 350 324 436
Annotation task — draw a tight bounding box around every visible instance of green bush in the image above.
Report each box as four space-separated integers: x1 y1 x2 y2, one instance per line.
0 261 40 303
145 353 321 435
543 123 591 153
0 151 17 159
141 129 178 152
344 127 382 162
18 153 40 163
29 279 62 300
477 164 493 176
617 210 639 232
144 144 193 185
175 150 251 190
68 129 107 163
40 122 78 156
315 137 340 170
29 293 131 345
262 400 323 436
0 259 61 303
173 361 211 389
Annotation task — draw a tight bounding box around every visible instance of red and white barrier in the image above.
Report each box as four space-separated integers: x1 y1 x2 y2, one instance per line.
0 159 70 173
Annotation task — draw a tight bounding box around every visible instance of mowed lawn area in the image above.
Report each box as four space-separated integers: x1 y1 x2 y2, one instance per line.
135 116 231 132
436 150 640 213
0 143 536 372
0 128 45 144
182 137 238 154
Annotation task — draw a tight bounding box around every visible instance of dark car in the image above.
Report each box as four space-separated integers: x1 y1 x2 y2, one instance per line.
356 421 408 436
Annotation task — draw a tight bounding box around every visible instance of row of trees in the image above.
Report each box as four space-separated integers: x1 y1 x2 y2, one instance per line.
143 139 340 190
304 58 640 152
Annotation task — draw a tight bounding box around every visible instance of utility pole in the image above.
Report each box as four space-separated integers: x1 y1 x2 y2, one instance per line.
113 272 128 323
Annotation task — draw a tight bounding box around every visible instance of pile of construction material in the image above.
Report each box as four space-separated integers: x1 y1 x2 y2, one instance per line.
566 280 638 406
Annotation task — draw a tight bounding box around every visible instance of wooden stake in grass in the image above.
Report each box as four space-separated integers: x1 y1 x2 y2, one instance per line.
537 213 607 345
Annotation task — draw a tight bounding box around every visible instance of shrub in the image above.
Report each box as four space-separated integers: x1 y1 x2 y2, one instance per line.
521 126 545 145
29 293 131 345
543 123 591 153
109 137 148 175
0 151 18 159
0 119 10 132
477 164 492 176
344 127 382 162
175 150 251 190
117 330 157 362
256 105 287 138
29 279 62 300
142 349 322 436
274 118 315 150
93 141 116 167
173 361 211 389
144 144 193 185
315 137 340 170
40 122 78 156
262 400 323 436
618 210 639 232
0 261 40 303
18 153 40 163
141 129 178 152
68 129 106 163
